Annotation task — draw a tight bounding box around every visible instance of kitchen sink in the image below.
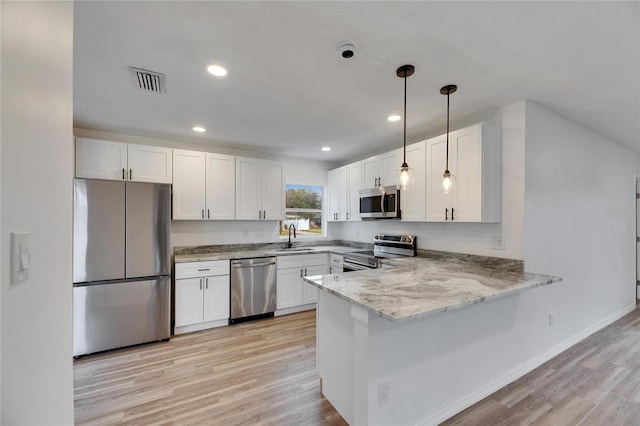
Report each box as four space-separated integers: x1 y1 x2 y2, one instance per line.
275 247 315 252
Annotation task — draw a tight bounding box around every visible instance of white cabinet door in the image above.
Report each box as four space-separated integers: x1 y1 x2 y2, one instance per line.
451 125 483 222
75 138 127 180
206 153 236 220
175 278 204 327
235 157 262 220
346 162 361 221
173 149 206 220
379 149 401 187
261 160 284 220
127 144 173 184
303 264 326 304
426 134 451 222
203 275 230 322
361 156 380 188
276 267 304 309
401 141 426 222
327 167 345 222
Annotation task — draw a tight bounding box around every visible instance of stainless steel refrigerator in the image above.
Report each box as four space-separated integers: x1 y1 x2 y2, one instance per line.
73 179 171 356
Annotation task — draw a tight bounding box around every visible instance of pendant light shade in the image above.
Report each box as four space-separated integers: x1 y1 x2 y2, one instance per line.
439 84 458 195
395 65 415 190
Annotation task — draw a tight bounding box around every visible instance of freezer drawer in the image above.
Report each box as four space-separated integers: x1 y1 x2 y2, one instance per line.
73 277 170 356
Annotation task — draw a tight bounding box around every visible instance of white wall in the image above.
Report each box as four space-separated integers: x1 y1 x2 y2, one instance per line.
524 100 636 338
330 102 526 260
74 129 336 247
1 2 74 424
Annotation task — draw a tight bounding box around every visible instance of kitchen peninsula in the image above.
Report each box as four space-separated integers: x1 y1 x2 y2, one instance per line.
304 251 562 425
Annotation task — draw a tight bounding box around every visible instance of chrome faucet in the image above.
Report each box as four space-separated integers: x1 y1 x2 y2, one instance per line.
287 224 296 248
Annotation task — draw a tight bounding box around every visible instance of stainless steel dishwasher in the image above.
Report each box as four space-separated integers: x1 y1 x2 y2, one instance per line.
230 257 277 323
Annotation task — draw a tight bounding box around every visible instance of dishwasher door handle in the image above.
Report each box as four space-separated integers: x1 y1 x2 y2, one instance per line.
232 261 277 268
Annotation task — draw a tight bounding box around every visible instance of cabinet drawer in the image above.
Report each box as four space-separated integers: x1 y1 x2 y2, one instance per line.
176 260 229 279
277 255 304 270
304 253 328 267
330 254 344 265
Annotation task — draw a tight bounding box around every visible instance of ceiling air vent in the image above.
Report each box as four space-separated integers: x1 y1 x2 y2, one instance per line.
130 67 165 94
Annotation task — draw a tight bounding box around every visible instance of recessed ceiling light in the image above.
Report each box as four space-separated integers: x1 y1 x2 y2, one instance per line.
192 126 206 133
321 147 331 152
207 65 228 77
388 115 401 122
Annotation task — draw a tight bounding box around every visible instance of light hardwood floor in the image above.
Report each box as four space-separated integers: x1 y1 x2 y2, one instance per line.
74 310 346 425
443 305 640 425
75 306 640 425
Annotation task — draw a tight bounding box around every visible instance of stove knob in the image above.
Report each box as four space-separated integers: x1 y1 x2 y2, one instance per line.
375 235 379 240
401 237 406 242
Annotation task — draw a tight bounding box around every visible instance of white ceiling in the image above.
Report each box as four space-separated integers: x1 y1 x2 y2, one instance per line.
73 1 640 163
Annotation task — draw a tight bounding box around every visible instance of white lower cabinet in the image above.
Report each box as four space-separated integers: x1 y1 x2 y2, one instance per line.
175 260 230 334
276 254 327 314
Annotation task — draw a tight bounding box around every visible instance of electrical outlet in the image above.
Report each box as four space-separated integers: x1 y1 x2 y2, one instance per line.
549 312 555 327
378 380 390 405
490 235 505 250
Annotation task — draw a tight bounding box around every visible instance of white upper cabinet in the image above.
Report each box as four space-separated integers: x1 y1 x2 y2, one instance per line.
126 144 173 183
362 149 401 188
346 161 362 221
261 160 285 220
327 166 346 222
173 150 207 220
76 138 127 180
426 122 501 222
236 157 284 220
206 153 236 220
173 149 236 220
400 141 427 222
75 138 172 183
327 161 361 222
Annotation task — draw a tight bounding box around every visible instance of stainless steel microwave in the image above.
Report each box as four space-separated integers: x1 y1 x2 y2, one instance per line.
359 186 401 219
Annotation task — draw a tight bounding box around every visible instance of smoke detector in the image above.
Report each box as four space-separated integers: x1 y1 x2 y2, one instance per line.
130 67 166 94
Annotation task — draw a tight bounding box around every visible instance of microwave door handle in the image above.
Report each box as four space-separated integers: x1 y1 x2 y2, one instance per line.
380 189 386 216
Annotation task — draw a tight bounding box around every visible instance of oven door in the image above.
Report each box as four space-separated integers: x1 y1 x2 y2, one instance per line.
359 186 400 219
343 259 377 273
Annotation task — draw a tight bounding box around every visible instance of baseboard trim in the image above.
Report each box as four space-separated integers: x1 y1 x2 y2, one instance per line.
275 304 316 316
174 318 228 335
417 303 637 426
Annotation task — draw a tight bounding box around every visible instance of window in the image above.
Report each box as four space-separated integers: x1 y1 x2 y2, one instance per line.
280 184 323 237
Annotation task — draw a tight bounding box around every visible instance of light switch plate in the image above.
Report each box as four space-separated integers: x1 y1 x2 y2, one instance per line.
11 232 30 284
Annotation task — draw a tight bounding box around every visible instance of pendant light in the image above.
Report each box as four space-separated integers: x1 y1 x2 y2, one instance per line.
439 84 457 194
396 64 415 190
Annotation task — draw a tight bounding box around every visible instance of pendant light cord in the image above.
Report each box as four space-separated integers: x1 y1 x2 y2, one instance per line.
403 73 407 164
445 91 450 172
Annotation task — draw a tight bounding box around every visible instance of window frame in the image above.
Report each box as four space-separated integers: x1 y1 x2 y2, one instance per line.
279 184 326 239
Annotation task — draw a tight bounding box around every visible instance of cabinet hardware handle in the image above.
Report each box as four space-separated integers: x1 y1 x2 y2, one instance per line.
129 169 132 180
207 209 210 219
197 268 210 271
202 209 204 219
451 207 455 221
199 278 202 290
263 210 266 219
374 177 378 187
122 168 125 180
346 212 349 220
445 208 449 221
300 268 303 277
206 278 208 289
305 268 307 275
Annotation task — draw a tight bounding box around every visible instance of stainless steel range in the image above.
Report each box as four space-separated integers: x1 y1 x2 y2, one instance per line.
342 234 417 272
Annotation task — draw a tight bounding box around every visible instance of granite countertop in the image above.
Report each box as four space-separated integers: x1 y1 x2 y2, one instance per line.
174 244 365 263
304 251 562 323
